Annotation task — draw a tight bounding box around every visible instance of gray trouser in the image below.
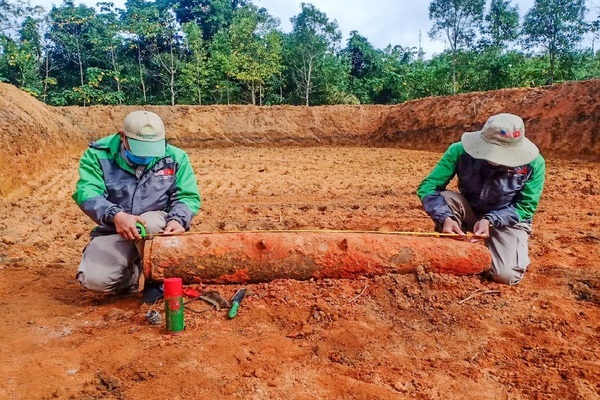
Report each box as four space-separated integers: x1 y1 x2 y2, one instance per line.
441 191 531 285
76 211 167 293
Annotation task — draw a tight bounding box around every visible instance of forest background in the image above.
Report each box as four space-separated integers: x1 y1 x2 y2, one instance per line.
0 0 598 107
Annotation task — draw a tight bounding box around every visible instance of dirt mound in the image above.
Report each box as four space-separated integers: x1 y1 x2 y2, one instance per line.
375 79 600 159
0 83 84 195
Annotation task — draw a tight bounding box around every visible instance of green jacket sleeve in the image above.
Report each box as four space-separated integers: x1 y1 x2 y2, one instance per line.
515 155 545 222
166 150 201 229
72 148 123 225
416 143 463 224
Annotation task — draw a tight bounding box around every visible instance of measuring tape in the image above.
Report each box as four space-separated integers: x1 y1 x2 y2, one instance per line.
136 223 485 240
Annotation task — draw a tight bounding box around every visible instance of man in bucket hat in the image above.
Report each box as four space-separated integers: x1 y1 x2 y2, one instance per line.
72 110 201 299
417 113 545 285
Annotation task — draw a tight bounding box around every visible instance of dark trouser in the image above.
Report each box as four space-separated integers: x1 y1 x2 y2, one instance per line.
441 191 532 285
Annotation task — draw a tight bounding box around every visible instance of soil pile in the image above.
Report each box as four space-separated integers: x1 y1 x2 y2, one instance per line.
375 79 600 159
0 83 84 195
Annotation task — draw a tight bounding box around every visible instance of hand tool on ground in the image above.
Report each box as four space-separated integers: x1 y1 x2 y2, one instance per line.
228 288 247 319
184 290 230 313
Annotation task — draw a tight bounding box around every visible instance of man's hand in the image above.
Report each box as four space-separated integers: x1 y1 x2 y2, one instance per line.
163 220 185 235
114 212 146 240
442 217 465 236
473 219 491 239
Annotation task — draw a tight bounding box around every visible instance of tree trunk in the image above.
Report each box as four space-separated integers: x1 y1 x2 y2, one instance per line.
170 45 175 106
110 45 122 105
75 40 85 106
305 61 312 106
137 43 147 103
43 55 50 103
549 43 556 85
452 51 457 95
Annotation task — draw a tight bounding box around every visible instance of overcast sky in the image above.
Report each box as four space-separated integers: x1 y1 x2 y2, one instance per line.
254 0 538 55
31 0 598 56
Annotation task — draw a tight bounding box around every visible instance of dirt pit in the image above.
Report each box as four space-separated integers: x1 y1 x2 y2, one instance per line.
0 82 599 399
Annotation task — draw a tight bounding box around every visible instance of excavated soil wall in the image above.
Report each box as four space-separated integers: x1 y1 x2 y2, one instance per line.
1 79 598 196
375 80 600 159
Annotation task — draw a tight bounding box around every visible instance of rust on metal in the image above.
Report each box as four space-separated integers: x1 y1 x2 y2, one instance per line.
143 232 491 284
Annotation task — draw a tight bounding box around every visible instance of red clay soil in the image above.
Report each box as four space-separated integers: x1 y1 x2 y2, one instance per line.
0 81 598 399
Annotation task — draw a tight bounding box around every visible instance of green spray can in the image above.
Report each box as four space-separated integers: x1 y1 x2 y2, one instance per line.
163 277 184 334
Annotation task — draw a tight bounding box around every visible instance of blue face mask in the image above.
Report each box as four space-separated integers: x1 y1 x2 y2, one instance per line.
125 150 154 165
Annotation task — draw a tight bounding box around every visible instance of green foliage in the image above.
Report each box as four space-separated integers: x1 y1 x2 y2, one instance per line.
162 0 247 42
284 2 342 105
428 0 486 93
342 31 384 103
522 0 587 83
428 0 485 52
223 4 282 104
1 35 40 93
0 0 597 107
480 0 519 49
180 21 209 104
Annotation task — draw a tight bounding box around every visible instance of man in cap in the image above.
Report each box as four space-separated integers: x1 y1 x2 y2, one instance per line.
417 113 545 285
73 110 201 298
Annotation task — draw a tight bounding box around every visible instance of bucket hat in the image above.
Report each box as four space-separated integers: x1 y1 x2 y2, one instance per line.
461 113 539 167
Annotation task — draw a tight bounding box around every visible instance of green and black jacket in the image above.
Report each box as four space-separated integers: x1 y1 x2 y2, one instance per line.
73 134 201 235
417 142 545 228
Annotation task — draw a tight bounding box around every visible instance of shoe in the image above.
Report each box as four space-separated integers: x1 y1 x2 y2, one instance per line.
479 270 494 282
115 285 139 295
143 281 164 304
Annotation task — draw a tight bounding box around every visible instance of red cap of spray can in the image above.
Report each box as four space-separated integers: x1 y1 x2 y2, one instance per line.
164 277 183 298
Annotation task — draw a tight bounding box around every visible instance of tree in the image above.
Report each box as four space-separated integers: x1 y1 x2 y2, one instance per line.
161 0 247 42
1 16 40 94
522 0 587 84
147 8 184 105
342 31 383 103
224 5 281 105
122 0 161 103
48 1 98 105
285 3 341 106
32 14 59 103
207 28 240 104
180 21 209 104
0 0 32 42
480 0 519 49
96 2 125 104
428 0 485 93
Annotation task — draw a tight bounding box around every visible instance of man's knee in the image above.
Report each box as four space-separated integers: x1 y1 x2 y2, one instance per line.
76 269 119 293
76 234 140 293
77 264 139 293
140 211 167 234
489 266 526 286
